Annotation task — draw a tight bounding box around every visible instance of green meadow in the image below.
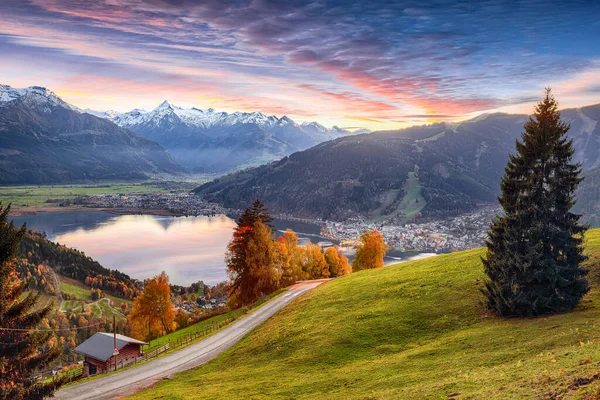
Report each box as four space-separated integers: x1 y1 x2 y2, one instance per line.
130 229 600 399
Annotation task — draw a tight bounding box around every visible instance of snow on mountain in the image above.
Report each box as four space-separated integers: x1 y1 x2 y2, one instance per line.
0 84 80 113
102 100 352 138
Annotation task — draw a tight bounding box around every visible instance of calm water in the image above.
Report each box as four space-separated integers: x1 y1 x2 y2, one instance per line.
12 211 434 286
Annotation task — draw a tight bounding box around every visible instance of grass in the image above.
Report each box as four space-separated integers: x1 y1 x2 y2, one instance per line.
60 280 92 301
0 182 165 208
54 276 130 321
145 288 287 352
369 171 425 223
130 229 600 400
65 289 288 388
145 310 243 352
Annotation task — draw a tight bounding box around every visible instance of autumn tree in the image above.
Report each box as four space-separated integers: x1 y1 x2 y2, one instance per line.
302 242 330 279
352 230 388 271
325 245 352 277
246 221 282 298
483 90 589 317
129 271 176 341
226 201 276 307
278 229 306 285
0 203 64 399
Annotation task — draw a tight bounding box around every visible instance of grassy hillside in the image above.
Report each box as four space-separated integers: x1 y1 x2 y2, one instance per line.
131 229 600 399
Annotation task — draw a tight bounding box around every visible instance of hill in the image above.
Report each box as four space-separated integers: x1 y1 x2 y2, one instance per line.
130 229 600 399
98 101 354 173
196 105 600 222
0 85 181 184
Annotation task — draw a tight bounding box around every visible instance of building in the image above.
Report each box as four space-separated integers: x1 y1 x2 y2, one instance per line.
74 332 147 376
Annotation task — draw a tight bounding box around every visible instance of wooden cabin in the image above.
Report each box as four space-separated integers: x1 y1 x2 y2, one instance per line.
74 332 147 376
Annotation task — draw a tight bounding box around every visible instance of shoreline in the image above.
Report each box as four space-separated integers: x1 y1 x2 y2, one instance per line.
7 206 204 218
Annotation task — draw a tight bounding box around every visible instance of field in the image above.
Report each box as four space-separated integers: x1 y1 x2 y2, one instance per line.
57 277 131 320
145 309 243 352
131 229 600 399
369 171 425 223
0 182 165 209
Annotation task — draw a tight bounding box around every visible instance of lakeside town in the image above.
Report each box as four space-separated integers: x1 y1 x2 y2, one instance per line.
322 205 501 252
63 191 500 253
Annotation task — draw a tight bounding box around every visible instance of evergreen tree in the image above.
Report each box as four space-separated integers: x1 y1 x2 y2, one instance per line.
482 90 589 317
237 199 273 228
0 203 64 399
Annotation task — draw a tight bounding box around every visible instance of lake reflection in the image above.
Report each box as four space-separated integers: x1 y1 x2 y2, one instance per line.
12 211 433 286
16 212 237 286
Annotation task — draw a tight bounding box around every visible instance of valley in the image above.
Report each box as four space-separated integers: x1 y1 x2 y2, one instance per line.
2 2 600 399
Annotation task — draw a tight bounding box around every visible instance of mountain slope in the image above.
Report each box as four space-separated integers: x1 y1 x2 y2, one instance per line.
130 230 600 400
0 85 181 184
102 102 354 172
196 104 600 221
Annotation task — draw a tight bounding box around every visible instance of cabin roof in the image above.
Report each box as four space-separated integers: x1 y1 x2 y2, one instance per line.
74 332 147 362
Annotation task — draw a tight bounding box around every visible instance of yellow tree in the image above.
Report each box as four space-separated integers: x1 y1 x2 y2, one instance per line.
245 221 282 303
352 230 388 271
325 245 352 277
302 242 330 279
129 271 176 341
278 229 305 286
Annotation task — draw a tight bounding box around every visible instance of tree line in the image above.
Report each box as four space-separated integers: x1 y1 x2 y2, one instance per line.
226 200 388 307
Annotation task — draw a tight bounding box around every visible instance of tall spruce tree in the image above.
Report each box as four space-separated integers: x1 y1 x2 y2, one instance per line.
0 203 64 399
482 89 589 317
237 200 273 228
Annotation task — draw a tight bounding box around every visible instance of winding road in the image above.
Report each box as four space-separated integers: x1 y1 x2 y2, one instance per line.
53 280 326 400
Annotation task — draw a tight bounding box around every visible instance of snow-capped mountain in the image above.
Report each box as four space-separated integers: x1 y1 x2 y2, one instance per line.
0 84 80 113
98 101 357 172
0 84 180 184
0 83 362 173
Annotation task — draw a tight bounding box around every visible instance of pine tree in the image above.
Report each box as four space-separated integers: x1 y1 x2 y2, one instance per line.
482 90 589 317
237 200 273 229
0 203 64 399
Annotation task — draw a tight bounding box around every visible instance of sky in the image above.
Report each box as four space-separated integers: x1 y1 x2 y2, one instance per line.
1 0 599 130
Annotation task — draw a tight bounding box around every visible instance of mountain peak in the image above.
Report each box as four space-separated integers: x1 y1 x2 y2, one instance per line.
0 83 77 112
156 100 173 110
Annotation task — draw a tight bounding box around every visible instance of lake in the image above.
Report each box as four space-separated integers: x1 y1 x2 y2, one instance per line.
12 211 434 286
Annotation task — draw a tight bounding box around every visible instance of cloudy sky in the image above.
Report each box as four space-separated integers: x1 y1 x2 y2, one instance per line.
1 0 599 130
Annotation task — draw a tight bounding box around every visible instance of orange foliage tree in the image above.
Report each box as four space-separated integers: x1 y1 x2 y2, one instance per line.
129 271 176 341
352 230 388 271
325 245 352 277
227 221 282 307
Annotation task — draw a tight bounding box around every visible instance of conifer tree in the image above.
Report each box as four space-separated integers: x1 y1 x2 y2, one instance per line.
237 200 273 229
0 203 64 399
483 90 589 317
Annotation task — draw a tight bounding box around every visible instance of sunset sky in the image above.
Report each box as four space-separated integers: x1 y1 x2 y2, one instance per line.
1 0 599 130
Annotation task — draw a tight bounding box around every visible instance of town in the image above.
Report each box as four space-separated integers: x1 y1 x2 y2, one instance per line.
322 205 501 252
69 191 500 253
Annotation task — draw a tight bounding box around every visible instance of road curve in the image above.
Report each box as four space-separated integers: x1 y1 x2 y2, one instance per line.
53 280 326 400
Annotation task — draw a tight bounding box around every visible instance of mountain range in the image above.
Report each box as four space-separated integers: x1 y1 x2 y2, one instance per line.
0 85 180 184
91 102 358 172
0 84 360 182
196 104 600 224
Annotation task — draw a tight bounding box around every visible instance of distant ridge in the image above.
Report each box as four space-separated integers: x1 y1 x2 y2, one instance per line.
0 84 181 184
196 103 600 223
95 101 360 173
